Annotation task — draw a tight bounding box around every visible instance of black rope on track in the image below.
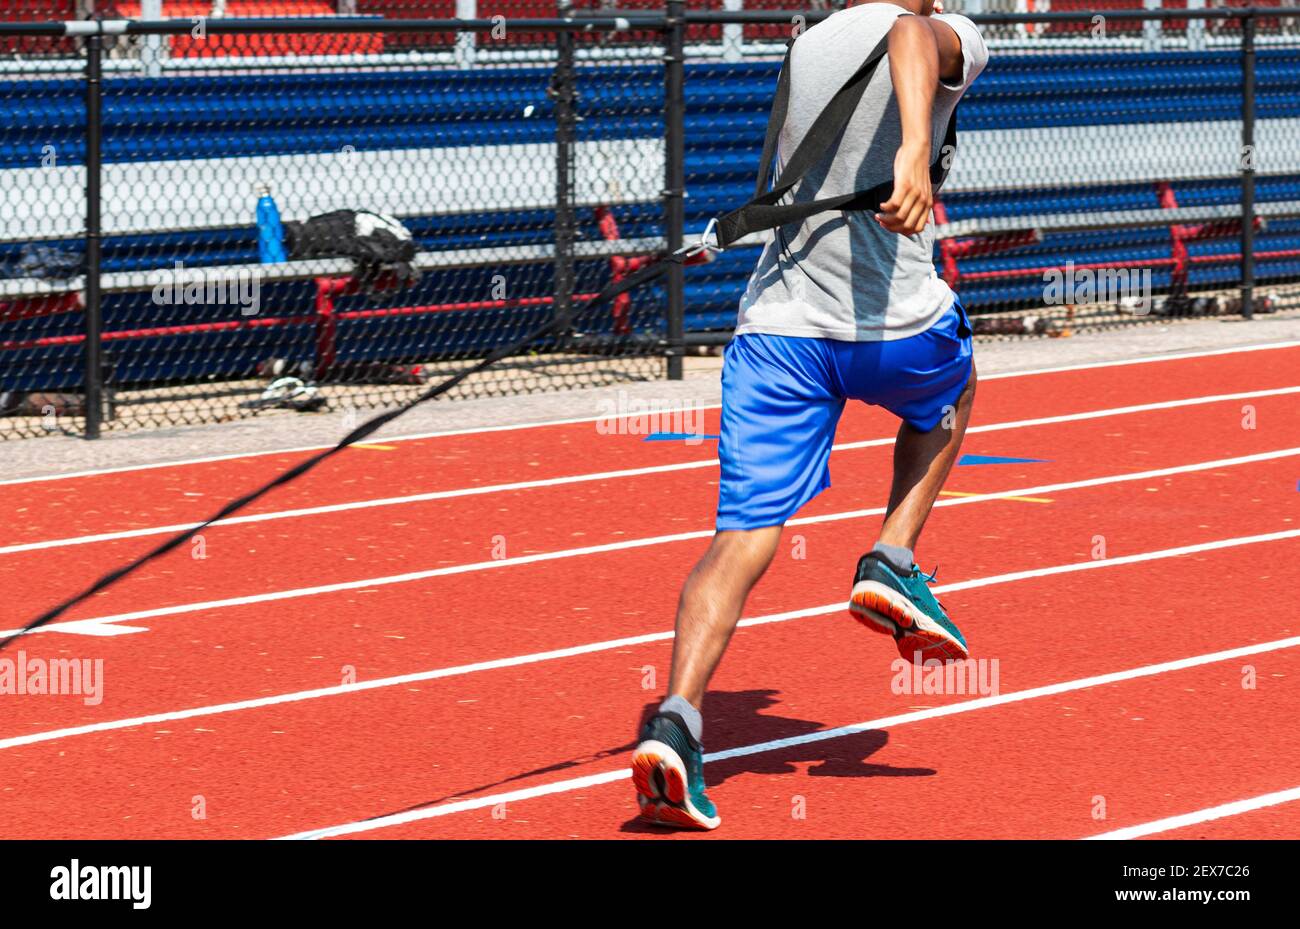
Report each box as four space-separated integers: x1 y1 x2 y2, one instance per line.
0 250 690 653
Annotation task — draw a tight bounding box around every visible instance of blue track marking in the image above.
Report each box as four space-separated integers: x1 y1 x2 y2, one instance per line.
957 454 1051 466
643 433 721 442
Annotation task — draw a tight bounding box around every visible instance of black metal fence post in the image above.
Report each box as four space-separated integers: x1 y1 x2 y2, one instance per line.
663 0 686 379
1240 10 1257 320
83 28 105 438
552 5 578 337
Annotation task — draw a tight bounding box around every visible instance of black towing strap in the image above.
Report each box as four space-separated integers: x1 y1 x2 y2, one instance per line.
714 31 957 250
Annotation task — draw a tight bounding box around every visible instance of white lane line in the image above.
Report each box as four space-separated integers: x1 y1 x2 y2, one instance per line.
0 408 714 488
34 619 148 637
277 633 1300 839
3 526 1296 753
3 339 1296 488
976 339 1300 381
3 447 1296 640
6 384 1299 558
838 384 1300 451
1084 785 1300 840
788 446 1300 529
0 459 719 557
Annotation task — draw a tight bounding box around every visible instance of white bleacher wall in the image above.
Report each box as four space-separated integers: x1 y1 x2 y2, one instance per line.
944 118 1300 192
0 137 665 242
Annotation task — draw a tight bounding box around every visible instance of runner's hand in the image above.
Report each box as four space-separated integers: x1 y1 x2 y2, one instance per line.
875 142 933 236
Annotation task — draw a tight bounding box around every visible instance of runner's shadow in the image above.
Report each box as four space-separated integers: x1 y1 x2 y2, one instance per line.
693 689 933 783
362 688 929 830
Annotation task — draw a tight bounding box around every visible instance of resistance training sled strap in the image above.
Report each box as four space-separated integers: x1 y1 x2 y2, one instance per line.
715 30 958 250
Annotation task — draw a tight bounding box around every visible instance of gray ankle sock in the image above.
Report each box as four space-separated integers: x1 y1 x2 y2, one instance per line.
871 542 914 576
659 695 703 743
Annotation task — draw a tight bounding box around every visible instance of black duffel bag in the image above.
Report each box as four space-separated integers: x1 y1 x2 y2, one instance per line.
282 209 419 292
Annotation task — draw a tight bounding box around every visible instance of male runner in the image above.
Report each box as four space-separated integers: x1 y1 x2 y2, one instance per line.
632 0 989 830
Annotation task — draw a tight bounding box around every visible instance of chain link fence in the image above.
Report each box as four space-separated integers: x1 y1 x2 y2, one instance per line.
941 2 1300 338
679 3 1300 341
2 4 1299 439
1 9 674 439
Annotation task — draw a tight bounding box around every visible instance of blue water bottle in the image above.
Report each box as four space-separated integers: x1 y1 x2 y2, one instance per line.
256 184 287 263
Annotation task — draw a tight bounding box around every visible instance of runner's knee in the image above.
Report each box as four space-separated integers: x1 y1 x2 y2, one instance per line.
706 527 782 578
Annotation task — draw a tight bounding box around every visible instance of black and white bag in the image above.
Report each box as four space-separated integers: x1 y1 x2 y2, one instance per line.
283 209 419 291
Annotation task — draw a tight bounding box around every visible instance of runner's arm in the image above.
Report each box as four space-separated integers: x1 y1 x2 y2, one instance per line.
876 15 964 235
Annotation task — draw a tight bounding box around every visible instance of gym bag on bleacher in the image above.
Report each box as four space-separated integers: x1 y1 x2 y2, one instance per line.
281 209 419 292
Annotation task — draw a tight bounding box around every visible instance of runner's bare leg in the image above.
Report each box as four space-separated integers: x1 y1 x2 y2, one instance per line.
877 365 978 551
665 526 782 706
660 364 974 707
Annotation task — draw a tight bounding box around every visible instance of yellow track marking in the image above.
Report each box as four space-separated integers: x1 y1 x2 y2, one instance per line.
939 490 1053 504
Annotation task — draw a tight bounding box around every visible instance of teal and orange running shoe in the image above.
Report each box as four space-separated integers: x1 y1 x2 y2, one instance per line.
848 553 970 663
631 711 721 831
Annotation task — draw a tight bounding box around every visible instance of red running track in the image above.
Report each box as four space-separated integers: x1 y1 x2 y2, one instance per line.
0 343 1297 839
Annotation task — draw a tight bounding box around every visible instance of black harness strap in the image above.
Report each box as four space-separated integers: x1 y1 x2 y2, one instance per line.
716 32 958 250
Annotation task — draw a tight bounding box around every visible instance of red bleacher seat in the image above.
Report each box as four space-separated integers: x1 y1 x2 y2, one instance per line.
112 2 384 57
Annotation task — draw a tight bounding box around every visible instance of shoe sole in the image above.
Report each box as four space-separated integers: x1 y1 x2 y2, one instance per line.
631 739 721 831
849 580 970 663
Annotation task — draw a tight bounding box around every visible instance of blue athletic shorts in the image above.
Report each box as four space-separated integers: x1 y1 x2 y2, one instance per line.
716 296 974 532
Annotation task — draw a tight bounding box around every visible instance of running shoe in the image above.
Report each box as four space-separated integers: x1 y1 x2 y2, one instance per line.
848 553 969 662
631 711 721 831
